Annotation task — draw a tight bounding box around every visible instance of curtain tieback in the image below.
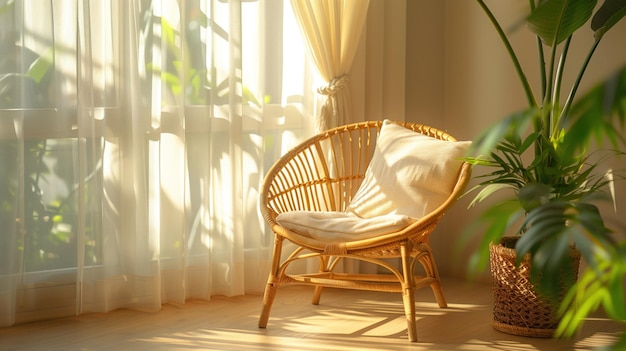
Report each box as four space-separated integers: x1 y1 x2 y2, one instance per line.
317 75 349 96
317 75 350 129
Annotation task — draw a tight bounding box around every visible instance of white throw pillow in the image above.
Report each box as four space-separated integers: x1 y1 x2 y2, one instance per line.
345 120 471 219
276 211 414 241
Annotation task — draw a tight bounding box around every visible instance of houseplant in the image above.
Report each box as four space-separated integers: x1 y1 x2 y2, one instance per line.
464 0 626 339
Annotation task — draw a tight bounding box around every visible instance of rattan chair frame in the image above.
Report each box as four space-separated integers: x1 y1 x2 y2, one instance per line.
257 120 472 342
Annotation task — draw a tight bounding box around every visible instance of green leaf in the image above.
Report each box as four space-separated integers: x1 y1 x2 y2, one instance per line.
26 49 54 84
605 272 626 319
591 0 626 39
518 182 552 211
0 0 15 16
243 86 262 107
556 271 606 337
576 243 611 275
464 200 524 273
517 217 563 256
610 335 626 351
557 271 605 336
536 231 577 295
470 108 535 157
528 0 597 46
467 183 513 208
576 202 610 236
565 64 626 155
556 242 626 339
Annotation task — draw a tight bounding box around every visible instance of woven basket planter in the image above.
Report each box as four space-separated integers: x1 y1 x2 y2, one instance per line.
489 241 581 337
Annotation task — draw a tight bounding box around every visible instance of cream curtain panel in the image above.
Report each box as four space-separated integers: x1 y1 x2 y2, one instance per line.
0 0 314 326
290 0 369 131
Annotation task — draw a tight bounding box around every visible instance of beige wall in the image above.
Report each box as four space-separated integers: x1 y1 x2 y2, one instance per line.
402 1 626 279
350 0 407 123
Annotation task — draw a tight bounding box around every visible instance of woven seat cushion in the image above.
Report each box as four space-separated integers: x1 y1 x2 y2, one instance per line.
276 211 414 241
345 119 471 219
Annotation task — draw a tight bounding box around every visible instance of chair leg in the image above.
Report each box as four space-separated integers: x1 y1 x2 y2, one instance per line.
419 243 447 308
311 256 330 305
400 241 418 342
311 286 324 305
430 280 447 308
258 278 278 328
258 236 284 328
402 285 417 342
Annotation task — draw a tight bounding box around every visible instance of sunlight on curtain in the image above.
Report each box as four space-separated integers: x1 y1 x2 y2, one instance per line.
0 0 315 326
291 0 369 131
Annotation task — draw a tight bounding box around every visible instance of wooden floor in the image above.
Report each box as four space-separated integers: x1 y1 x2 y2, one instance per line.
0 277 622 351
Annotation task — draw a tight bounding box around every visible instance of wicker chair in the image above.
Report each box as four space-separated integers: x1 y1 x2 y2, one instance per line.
257 120 471 342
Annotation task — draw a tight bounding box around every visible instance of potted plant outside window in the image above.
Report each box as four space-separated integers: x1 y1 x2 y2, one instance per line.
464 0 626 339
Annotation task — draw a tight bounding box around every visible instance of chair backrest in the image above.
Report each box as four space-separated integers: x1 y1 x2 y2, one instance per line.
260 121 464 224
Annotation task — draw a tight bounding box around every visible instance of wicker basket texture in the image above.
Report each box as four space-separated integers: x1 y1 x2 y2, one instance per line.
489 242 581 337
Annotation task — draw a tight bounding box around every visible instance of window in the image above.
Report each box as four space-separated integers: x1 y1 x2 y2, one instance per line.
0 0 316 325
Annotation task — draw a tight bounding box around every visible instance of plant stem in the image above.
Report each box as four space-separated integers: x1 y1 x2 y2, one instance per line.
542 31 560 142
552 36 572 131
557 38 602 135
530 0 547 100
476 0 537 108
537 37 547 100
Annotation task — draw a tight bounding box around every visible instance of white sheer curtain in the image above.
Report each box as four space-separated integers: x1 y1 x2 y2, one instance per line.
0 0 315 326
290 0 369 131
